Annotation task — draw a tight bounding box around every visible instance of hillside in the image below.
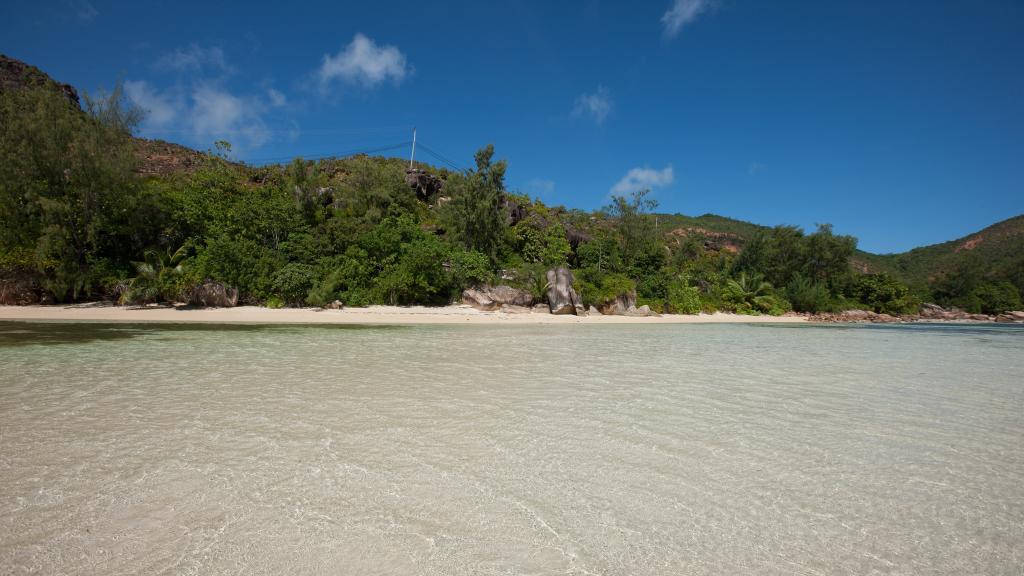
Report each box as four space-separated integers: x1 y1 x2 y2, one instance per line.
2 54 1022 314
1 54 208 176
853 215 1024 290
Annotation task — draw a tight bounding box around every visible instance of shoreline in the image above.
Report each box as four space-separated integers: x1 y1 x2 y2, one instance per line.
0 304 809 325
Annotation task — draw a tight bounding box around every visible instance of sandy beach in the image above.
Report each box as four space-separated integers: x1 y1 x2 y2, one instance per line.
0 304 808 325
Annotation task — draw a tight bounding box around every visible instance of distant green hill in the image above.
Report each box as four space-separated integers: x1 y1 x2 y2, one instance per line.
654 210 1024 296
852 215 1024 291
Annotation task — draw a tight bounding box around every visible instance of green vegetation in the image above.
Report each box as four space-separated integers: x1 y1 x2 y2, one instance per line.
1 75 1022 314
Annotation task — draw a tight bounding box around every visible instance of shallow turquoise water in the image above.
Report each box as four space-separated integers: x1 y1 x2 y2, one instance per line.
1 321 1023 575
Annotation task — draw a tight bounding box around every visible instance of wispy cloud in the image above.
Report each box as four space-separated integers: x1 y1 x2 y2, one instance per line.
126 44 283 152
124 80 181 129
318 33 409 88
156 44 229 72
524 178 555 197
125 81 271 151
266 88 287 107
73 0 97 22
661 0 713 38
611 165 675 195
58 0 97 23
572 85 612 125
748 161 766 175
190 85 269 148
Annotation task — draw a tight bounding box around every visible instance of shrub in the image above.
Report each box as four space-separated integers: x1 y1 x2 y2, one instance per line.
850 272 915 315
786 274 833 313
577 270 636 307
971 281 1022 315
193 235 285 300
667 278 702 314
271 263 317 306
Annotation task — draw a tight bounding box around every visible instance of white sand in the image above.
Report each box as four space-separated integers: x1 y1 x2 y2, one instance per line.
0 304 807 325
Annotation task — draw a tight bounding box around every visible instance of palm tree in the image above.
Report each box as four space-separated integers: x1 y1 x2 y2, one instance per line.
724 272 774 313
122 243 190 304
527 273 551 304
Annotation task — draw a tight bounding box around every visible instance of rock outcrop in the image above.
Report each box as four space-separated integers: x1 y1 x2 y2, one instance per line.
810 310 902 323
462 285 534 311
597 290 637 316
625 304 660 317
545 267 585 315
995 311 1024 323
132 139 206 176
1 54 79 107
0 271 43 305
189 281 238 307
405 169 444 201
917 303 996 322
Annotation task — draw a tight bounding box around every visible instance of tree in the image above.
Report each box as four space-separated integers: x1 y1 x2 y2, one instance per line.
0 82 151 300
604 188 661 273
440 144 507 259
850 272 914 315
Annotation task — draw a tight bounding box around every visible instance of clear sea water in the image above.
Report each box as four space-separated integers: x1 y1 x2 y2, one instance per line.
1 321 1022 575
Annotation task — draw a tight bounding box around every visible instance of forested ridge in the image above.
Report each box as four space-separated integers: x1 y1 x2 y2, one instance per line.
2 55 1022 315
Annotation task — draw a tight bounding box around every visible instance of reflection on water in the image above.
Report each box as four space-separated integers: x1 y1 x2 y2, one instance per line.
1 322 1022 575
0 321 397 347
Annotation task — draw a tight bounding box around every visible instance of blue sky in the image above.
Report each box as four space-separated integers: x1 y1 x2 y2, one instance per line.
2 1 1022 253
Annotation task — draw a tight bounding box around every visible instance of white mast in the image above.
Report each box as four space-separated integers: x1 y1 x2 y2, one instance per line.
409 127 417 170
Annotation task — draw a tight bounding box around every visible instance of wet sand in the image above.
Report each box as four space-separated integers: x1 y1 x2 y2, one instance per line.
0 304 807 325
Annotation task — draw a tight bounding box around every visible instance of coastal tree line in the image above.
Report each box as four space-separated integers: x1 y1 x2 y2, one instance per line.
1 83 1022 315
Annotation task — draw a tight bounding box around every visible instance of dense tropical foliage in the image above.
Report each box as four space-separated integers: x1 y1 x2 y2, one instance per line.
2 82 1022 315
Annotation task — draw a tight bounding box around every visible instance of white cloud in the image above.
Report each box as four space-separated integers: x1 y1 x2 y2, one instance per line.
661 0 713 38
748 161 766 175
157 44 229 72
611 165 675 195
318 33 409 88
266 88 287 107
124 80 181 129
190 85 269 149
572 86 612 125
125 81 270 151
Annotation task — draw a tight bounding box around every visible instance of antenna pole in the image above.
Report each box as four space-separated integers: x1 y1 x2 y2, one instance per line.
409 127 417 170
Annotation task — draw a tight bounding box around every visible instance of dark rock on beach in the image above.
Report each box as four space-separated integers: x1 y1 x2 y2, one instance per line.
189 281 239 307
0 271 44 305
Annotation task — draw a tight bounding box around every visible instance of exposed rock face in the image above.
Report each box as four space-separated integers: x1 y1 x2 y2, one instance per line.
563 222 592 250
189 281 238 307
545 268 584 315
995 311 1024 323
0 54 80 108
132 139 206 176
665 227 742 254
918 303 995 322
405 169 444 201
597 290 637 316
809 304 1022 324
0 272 42 305
503 198 528 226
325 300 344 310
811 310 902 323
462 285 534 311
